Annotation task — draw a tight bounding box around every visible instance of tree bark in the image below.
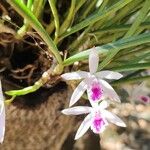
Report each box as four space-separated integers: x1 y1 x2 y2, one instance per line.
0 86 76 150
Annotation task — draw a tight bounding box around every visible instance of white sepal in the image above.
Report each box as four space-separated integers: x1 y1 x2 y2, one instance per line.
96 71 123 79
102 110 126 127
69 79 87 107
99 79 121 103
75 114 92 140
61 71 89 80
61 106 92 115
89 48 99 74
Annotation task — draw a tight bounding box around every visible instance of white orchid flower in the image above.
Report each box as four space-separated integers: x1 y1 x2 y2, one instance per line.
62 101 126 140
132 82 150 104
126 82 150 104
61 48 123 107
0 80 5 143
139 95 150 104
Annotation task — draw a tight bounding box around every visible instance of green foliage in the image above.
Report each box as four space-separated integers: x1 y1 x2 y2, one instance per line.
5 0 150 97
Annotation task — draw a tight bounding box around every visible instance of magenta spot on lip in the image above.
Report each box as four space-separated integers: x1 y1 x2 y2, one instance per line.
90 82 103 101
93 115 105 132
140 96 150 103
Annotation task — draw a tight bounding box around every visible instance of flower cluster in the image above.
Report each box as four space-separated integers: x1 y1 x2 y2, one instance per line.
61 48 126 140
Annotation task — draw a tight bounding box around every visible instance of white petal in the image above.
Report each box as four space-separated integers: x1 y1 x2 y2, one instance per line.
96 71 123 79
99 100 109 109
0 80 3 102
89 48 99 74
61 106 92 115
0 80 4 115
75 114 92 140
102 110 126 127
0 81 5 143
0 104 5 143
99 79 121 102
61 71 89 80
69 79 87 107
0 101 4 116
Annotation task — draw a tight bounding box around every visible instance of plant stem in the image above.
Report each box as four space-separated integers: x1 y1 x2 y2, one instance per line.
17 0 33 38
48 0 60 43
107 0 142 26
59 0 76 36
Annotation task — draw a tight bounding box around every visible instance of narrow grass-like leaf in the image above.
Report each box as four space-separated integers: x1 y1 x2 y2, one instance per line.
99 0 150 70
123 52 150 65
112 76 150 85
48 0 60 42
60 0 133 39
124 0 150 38
98 1 150 70
79 0 97 21
63 33 150 66
17 0 33 38
75 0 86 13
92 22 150 35
32 0 45 18
111 62 150 72
59 0 76 35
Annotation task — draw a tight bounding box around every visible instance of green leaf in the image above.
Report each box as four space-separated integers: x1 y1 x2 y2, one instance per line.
111 62 150 72
124 0 150 38
48 0 60 41
63 33 150 66
60 0 133 39
5 80 43 96
112 76 150 85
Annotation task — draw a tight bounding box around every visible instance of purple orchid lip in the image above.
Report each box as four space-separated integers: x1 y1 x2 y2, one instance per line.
90 81 103 102
91 113 107 133
140 95 150 103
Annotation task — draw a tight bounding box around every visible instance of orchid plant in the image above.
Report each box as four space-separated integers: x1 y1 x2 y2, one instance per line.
61 48 123 107
62 101 126 140
0 0 150 147
0 80 5 143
